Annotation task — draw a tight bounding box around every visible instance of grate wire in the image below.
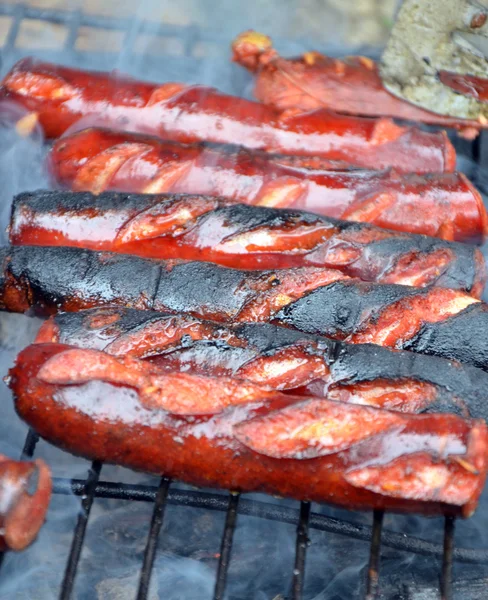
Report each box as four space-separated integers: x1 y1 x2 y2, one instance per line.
213 492 241 600
59 460 102 600
291 501 311 600
136 477 171 600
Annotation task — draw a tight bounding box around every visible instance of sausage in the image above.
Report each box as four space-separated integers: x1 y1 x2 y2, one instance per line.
1 57 455 173
231 31 487 137
47 129 484 242
0 455 51 551
0 245 485 323
11 191 488 365
34 306 488 420
9 343 488 517
8 194 486 296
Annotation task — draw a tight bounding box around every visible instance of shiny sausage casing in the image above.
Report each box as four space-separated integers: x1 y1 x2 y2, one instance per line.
231 31 487 136
35 306 488 421
10 343 488 517
1 57 455 173
11 191 488 366
47 129 484 242
0 455 51 551
8 193 486 296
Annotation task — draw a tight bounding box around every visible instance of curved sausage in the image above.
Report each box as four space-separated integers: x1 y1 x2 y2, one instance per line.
231 30 487 137
35 306 488 420
9 343 488 517
47 129 484 241
0 455 51 551
9 194 486 295
1 57 455 173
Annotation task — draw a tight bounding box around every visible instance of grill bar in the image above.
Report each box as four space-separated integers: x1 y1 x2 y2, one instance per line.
21 428 39 459
59 460 102 600
41 475 488 564
136 476 171 600
365 510 384 600
441 516 456 600
291 501 311 600
213 492 240 600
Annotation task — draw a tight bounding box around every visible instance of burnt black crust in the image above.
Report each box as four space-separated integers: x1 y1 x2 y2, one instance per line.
273 281 420 337
4 246 161 312
328 342 488 421
403 302 488 371
154 261 268 318
11 191 481 292
12 190 215 215
50 307 488 422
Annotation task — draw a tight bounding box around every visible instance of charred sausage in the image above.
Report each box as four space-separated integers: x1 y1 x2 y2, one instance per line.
11 192 488 365
47 129 484 241
0 455 51 551
9 343 488 517
35 306 488 419
0 247 484 323
8 194 486 295
1 57 455 173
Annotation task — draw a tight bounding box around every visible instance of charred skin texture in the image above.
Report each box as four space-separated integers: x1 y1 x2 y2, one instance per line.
35 306 488 421
13 192 488 366
0 245 485 321
0 455 52 551
231 31 487 138
47 129 484 242
31 286 488 376
8 193 486 296
10 343 488 517
0 246 485 321
1 58 456 173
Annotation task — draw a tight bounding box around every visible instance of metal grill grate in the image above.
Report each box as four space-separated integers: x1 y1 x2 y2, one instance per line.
0 4 487 600
3 430 469 600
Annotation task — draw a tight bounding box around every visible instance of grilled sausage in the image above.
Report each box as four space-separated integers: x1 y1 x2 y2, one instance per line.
231 31 486 137
11 191 488 364
0 245 485 324
10 343 488 517
35 307 488 420
8 194 486 295
1 58 455 173
47 130 484 242
0 455 51 551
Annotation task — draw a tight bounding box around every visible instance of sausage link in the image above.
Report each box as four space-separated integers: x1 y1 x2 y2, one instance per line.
35 306 488 420
231 30 486 137
1 57 455 173
12 191 488 366
47 129 484 241
10 343 488 517
0 455 51 551
9 192 486 295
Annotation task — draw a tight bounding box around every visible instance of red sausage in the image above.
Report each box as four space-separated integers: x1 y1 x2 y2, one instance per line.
9 192 487 296
1 57 455 173
231 30 487 138
48 129 485 242
0 455 52 551
9 343 488 517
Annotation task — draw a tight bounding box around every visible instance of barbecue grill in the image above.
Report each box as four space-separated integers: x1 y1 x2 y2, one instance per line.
1 3 488 599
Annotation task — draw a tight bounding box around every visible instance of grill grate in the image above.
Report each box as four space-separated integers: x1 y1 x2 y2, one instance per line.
1 430 467 600
0 3 486 599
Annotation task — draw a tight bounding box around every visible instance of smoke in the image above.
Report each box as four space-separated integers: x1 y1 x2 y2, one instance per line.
0 0 486 599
